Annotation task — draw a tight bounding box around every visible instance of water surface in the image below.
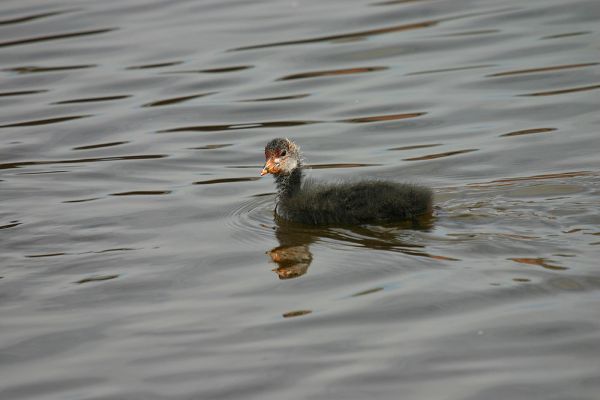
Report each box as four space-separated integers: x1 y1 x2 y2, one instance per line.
1 0 600 399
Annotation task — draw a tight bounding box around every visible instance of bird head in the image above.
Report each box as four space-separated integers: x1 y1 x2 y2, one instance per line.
261 138 301 176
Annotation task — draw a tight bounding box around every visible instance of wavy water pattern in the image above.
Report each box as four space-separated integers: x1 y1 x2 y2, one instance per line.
1 0 599 399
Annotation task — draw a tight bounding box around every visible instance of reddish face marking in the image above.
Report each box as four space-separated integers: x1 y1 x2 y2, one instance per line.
262 143 288 176
261 152 281 176
261 159 282 175
265 148 284 160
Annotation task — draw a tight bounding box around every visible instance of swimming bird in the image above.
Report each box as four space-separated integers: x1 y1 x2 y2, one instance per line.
260 138 433 225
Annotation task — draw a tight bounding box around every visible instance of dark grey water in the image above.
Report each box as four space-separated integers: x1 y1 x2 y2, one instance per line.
1 0 600 398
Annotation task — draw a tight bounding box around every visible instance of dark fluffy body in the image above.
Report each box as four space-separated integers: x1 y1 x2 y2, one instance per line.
263 137 433 225
277 177 433 225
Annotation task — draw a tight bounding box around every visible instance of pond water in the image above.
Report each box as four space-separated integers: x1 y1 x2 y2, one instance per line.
1 0 599 399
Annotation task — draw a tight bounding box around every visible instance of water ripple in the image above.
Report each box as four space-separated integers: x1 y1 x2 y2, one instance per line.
25 252 66 258
61 198 100 203
488 62 598 77
142 93 215 107
0 115 91 128
282 310 312 318
4 65 96 74
190 144 233 150
159 111 424 134
227 195 276 245
126 61 183 70
389 143 441 151
277 66 387 81
75 274 119 284
541 31 592 40
407 65 493 76
500 127 556 137
230 8 515 51
0 28 117 48
370 0 427 6
231 20 440 51
468 171 595 186
0 10 74 25
0 221 21 230
404 148 478 161
198 65 253 73
53 95 130 105
341 112 426 123
159 120 315 133
509 257 568 271
111 191 172 196
194 177 261 185
239 93 310 102
0 90 48 97
0 155 166 170
520 84 600 97
168 66 253 74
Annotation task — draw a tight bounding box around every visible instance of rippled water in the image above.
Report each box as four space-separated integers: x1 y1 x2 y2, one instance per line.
2 0 600 398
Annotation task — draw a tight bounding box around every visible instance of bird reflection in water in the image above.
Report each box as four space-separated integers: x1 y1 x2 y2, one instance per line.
266 215 435 280
268 244 312 279
267 218 314 279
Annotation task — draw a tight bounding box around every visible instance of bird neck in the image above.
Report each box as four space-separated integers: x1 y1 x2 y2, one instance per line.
275 166 303 200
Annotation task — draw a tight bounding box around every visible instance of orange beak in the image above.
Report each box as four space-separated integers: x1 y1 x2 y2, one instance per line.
260 158 279 176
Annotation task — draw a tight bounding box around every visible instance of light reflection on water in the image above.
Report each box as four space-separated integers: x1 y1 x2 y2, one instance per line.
1 0 599 398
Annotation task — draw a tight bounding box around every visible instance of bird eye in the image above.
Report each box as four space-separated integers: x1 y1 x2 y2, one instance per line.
280 150 287 157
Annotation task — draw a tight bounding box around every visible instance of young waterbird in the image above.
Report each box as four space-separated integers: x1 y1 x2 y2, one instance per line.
260 138 433 225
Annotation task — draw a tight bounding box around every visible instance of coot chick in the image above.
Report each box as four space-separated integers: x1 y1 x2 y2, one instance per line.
260 138 433 225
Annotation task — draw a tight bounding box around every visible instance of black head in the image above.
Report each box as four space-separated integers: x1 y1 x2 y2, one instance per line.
261 138 301 176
